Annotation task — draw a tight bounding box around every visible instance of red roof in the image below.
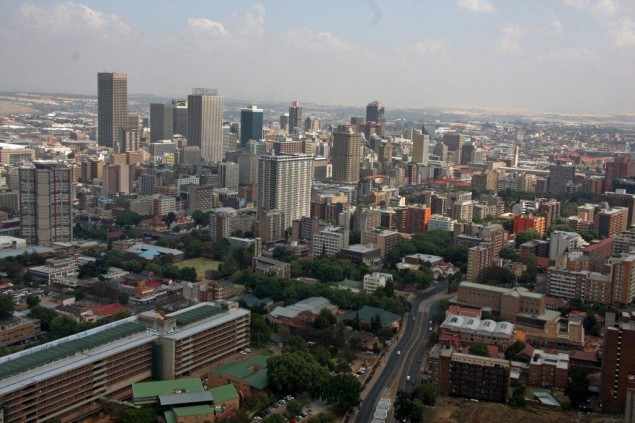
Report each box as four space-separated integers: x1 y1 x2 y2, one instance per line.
447 305 481 318
91 303 128 316
582 238 613 253
487 345 500 359
438 329 461 347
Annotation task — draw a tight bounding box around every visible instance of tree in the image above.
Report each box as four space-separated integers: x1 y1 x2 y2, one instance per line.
262 415 285 423
412 382 437 406
499 247 519 261
482 266 517 287
565 368 591 408
191 210 210 226
583 311 597 332
185 240 204 259
122 408 157 423
509 384 527 407
0 293 14 317
163 212 177 229
515 228 542 247
267 351 330 398
28 306 58 331
409 398 425 423
250 313 271 347
179 266 198 281
286 399 303 416
394 390 413 421
25 295 40 309
49 316 79 340
468 343 489 357
504 340 526 361
116 211 143 227
321 373 361 410
313 308 336 329
118 292 129 305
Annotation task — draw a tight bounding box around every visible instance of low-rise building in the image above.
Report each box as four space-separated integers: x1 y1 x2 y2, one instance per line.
527 349 569 389
0 315 42 347
208 355 270 399
363 272 393 294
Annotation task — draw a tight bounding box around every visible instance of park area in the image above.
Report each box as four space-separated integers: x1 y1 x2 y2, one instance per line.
174 258 222 280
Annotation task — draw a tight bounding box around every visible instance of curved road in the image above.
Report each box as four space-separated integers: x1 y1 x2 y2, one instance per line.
356 281 450 422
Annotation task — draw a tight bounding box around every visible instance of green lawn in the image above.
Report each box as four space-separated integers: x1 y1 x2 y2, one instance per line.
174 258 222 280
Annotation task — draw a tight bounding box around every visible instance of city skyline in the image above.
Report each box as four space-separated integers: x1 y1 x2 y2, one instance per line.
0 1 634 115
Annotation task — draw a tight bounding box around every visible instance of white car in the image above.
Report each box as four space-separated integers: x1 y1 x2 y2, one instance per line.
396 350 401 355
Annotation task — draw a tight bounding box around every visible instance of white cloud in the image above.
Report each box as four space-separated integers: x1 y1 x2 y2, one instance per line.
496 23 522 54
545 18 565 35
411 39 445 54
457 0 495 13
17 2 133 39
546 47 598 59
240 4 265 37
284 28 352 52
561 0 591 9
184 18 228 37
613 16 635 46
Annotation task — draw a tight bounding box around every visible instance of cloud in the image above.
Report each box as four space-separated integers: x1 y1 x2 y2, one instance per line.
546 47 598 59
613 16 635 46
411 39 445 54
496 23 522 54
185 18 228 37
457 0 495 13
544 18 565 35
284 28 352 52
241 4 265 37
17 2 134 39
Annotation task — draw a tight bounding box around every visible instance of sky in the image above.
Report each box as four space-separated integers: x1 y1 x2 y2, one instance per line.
0 0 634 114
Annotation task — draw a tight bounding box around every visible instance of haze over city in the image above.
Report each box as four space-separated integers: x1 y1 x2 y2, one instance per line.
1 0 634 114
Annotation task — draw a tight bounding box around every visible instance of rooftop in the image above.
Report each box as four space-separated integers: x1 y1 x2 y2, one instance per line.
133 378 204 399
209 384 239 404
167 304 224 327
210 355 270 390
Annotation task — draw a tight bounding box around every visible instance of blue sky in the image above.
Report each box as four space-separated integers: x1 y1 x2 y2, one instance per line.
0 0 633 114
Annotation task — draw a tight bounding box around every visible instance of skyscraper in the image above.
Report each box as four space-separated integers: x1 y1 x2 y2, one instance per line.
443 133 466 164
172 99 188 136
19 162 73 246
240 105 264 147
188 89 224 163
288 101 303 133
258 154 313 229
150 103 174 142
412 126 430 165
97 72 128 151
548 164 575 194
366 101 385 124
331 128 362 183
601 313 635 414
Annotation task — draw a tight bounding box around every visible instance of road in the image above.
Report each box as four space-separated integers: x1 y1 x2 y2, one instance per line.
356 281 451 422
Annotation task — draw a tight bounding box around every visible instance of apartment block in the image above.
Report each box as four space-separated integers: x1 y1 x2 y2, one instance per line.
527 349 569 389
457 281 546 322
601 314 635 414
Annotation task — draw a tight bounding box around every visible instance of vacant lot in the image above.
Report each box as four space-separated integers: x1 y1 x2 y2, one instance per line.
427 397 620 423
174 258 222 280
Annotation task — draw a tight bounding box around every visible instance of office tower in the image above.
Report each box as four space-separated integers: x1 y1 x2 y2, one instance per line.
150 103 174 142
172 99 188 136
103 164 130 196
366 101 385 124
331 128 362 183
460 143 475 165
97 72 128 151
431 194 447 215
606 189 635 227
80 158 103 183
121 128 139 153
240 105 263 147
219 162 239 190
19 162 73 246
443 133 466 164
222 123 238 157
378 142 393 165
471 171 498 191
279 114 289 133
257 154 313 229
412 126 430 165
288 101 303 133
187 88 224 162
511 144 520 167
548 164 575 194
601 314 635 414
432 142 448 162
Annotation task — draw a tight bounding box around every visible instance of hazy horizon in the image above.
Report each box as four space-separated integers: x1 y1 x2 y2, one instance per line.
1 1 634 115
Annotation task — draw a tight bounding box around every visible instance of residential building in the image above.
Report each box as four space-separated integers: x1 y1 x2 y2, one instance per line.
549 231 586 261
257 154 313 229
0 316 42 347
608 254 635 305
412 126 430 165
19 162 73 246
527 349 569 389
438 314 515 348
614 229 635 255
472 171 499 192
428 214 456 231
252 255 290 278
312 227 346 258
600 313 635 414
188 185 217 212
361 228 401 258
363 272 393 294
548 164 575 194
597 207 628 238
467 244 493 283
188 89 224 162
606 189 635 227
513 214 547 236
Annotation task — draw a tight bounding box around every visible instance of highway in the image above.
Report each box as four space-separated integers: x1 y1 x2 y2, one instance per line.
356 281 450 422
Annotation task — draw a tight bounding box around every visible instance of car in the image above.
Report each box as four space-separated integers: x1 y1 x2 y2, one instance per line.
254 417 262 421
245 348 251 353
429 319 432 324
396 350 401 355
240 350 247 355
412 316 416 320
429 326 433 331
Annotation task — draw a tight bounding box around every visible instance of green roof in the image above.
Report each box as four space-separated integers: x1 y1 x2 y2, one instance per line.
171 305 224 326
210 384 239 404
340 305 402 326
0 322 146 381
210 354 270 390
241 293 272 307
132 378 204 399
338 279 362 289
173 404 214 417
165 409 177 423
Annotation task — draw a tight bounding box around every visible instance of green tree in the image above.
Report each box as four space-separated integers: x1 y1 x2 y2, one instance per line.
499 247 519 261
163 212 177 228
122 408 157 423
49 316 78 339
509 384 527 407
28 306 58 331
321 374 362 410
250 313 272 347
409 398 425 423
583 311 597 332
468 343 489 357
116 211 144 227
313 308 336 329
262 415 285 423
0 293 14 317
118 292 129 305
286 399 303 416
179 266 198 281
394 390 413 421
26 295 40 309
565 368 591 408
185 240 204 259
504 340 526 361
515 228 542 247
191 210 210 226
412 382 437 406
267 351 329 398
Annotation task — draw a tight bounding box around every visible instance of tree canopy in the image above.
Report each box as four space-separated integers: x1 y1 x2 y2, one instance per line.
0 294 14 317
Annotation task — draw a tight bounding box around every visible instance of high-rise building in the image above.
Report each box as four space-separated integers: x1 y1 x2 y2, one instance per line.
548 164 575 194
240 105 263 147
608 254 635 305
366 101 385 124
472 171 499 191
257 154 313 229
606 189 635 228
279 114 289 133
605 157 635 193
467 244 493 283
412 126 430 165
601 313 635 414
150 103 174 142
597 207 628 238
97 72 128 151
19 162 73 246
331 128 362 183
443 133 466 163
188 89 224 162
288 101 303 133
172 99 188 136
